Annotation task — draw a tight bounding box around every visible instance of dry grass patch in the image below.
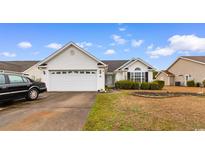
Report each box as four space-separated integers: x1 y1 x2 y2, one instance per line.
84 87 205 130
162 86 205 93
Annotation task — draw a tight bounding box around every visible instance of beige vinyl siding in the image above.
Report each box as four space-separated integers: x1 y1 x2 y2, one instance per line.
169 76 175 86
156 73 170 85
23 64 43 81
168 58 205 84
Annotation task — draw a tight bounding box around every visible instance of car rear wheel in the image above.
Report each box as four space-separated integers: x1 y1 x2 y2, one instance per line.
27 88 39 101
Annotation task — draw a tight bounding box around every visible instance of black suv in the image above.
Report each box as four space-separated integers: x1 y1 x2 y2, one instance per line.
0 73 47 102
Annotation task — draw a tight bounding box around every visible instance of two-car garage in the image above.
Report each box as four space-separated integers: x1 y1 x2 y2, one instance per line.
33 42 106 92
48 70 98 91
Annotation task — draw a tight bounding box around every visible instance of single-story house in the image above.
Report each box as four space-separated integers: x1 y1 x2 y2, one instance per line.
0 42 155 91
0 61 39 75
156 56 205 86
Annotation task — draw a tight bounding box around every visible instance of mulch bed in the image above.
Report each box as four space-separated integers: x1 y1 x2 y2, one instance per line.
133 91 205 98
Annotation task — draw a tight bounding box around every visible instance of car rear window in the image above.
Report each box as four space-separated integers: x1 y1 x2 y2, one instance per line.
0 74 5 85
22 77 29 82
8 75 24 84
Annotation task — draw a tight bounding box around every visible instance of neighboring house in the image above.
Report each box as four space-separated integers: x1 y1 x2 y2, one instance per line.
156 56 205 86
0 42 155 91
0 61 39 75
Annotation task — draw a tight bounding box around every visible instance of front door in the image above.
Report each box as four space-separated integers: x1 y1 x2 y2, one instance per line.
106 74 114 86
184 74 190 86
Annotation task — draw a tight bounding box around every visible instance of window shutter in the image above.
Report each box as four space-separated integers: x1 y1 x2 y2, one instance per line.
127 72 130 80
145 72 148 82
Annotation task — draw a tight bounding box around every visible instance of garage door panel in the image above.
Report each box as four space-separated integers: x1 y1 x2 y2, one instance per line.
49 70 97 91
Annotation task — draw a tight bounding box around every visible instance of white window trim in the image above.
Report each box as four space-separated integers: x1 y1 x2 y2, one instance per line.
130 71 146 83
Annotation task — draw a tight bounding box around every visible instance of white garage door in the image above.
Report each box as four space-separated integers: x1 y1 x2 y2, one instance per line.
49 70 97 91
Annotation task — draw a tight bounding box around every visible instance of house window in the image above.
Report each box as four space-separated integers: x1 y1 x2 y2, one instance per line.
135 67 141 71
141 72 145 82
130 72 146 82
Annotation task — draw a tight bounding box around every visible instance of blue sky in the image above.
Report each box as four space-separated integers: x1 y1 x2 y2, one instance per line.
0 23 205 70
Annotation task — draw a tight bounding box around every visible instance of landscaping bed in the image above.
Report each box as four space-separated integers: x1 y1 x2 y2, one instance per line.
133 91 204 98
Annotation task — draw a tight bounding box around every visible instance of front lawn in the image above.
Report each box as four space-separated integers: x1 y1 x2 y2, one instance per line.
84 86 205 130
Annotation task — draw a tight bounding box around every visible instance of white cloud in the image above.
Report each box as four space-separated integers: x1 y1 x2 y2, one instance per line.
178 51 190 56
131 39 144 47
119 27 126 31
147 47 175 59
124 48 130 52
111 34 127 45
0 52 16 57
76 41 93 48
18 41 32 49
46 43 62 49
104 49 116 55
169 34 205 51
147 43 154 50
147 34 205 58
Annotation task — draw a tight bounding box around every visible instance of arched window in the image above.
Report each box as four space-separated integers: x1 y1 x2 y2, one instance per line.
135 67 141 71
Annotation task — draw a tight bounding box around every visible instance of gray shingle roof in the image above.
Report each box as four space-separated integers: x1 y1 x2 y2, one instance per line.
0 59 154 73
0 61 39 72
102 60 129 72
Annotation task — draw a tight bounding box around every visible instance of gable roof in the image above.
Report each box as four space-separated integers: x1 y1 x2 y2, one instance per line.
167 56 205 71
38 42 107 67
163 70 174 76
0 61 39 72
155 70 174 78
181 56 205 64
115 58 156 71
102 60 129 72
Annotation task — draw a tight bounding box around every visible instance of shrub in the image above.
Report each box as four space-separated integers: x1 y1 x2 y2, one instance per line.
115 80 164 90
154 80 165 89
196 82 201 87
140 82 150 90
187 80 195 87
105 86 113 91
115 80 133 89
132 82 140 89
149 82 160 90
203 80 205 87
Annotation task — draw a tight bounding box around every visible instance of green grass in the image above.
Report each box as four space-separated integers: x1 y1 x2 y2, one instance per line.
83 92 139 130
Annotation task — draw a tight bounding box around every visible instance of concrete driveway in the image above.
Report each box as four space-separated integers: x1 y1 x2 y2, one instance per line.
0 92 96 131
